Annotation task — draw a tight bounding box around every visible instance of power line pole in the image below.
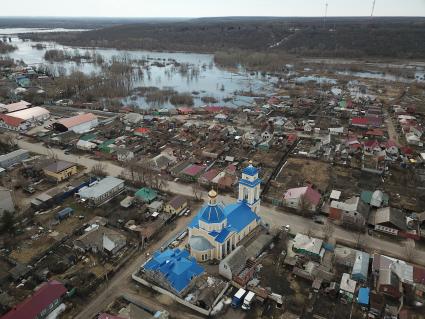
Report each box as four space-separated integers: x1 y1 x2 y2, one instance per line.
371 0 376 17
323 2 329 28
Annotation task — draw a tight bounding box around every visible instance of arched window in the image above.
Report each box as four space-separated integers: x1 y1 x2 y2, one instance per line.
243 188 248 201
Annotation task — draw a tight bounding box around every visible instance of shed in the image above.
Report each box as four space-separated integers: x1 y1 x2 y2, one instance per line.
357 287 370 306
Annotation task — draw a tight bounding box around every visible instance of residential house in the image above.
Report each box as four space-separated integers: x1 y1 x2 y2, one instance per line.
180 164 205 182
135 187 157 203
74 225 126 255
141 248 204 296
1 280 67 319
360 190 389 208
77 176 125 207
329 197 370 228
292 233 324 261
116 148 135 162
164 195 188 215
340 273 357 302
283 186 321 212
43 160 78 182
284 121 295 131
371 207 407 236
199 168 220 186
351 251 370 282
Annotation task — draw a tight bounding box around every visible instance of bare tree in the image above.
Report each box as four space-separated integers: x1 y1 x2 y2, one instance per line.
298 194 313 217
323 220 335 242
91 163 106 177
404 239 415 262
192 182 203 202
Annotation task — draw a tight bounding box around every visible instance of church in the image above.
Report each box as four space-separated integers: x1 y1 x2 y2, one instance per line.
188 162 262 262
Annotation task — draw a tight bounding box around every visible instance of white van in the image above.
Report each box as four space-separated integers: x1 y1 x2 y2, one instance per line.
241 291 255 310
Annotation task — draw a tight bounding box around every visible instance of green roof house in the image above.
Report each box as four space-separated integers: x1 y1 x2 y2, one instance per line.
135 187 158 203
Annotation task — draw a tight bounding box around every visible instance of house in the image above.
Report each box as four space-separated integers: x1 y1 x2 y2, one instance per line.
351 117 369 128
0 149 29 168
351 251 370 282
261 130 273 141
219 246 248 280
0 188 15 216
164 195 188 215
292 233 324 261
76 139 97 151
134 127 150 137
329 197 370 228
148 201 163 213
74 225 126 255
141 248 204 296
43 160 78 182
53 113 98 133
360 190 389 208
180 164 205 182
135 187 157 203
340 273 357 301
1 280 67 319
283 186 321 212
284 121 296 131
122 112 143 125
371 207 407 235
116 149 135 162
199 168 220 186
373 255 403 299
77 176 125 207
188 163 261 262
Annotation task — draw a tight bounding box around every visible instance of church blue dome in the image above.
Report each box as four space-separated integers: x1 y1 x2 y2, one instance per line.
199 203 226 224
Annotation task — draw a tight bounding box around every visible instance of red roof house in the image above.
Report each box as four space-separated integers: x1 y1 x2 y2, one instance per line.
134 127 150 136
283 186 321 211
351 117 369 128
2 280 67 319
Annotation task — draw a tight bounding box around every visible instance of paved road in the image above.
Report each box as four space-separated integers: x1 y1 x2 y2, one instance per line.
18 139 425 266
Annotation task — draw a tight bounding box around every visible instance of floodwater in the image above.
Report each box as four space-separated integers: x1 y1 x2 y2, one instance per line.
0 28 276 109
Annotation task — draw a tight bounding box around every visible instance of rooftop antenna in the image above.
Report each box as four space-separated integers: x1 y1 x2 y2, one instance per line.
323 2 329 28
371 0 376 16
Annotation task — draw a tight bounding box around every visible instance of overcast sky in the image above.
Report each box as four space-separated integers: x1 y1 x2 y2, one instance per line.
1 0 424 17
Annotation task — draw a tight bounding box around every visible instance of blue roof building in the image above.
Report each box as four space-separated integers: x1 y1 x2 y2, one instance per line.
143 248 204 295
188 163 261 262
357 287 370 306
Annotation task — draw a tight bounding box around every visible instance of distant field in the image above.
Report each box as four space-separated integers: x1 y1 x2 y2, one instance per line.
19 16 425 60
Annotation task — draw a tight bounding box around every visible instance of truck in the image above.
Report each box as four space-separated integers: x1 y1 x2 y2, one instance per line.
242 291 255 310
231 288 247 308
56 207 74 221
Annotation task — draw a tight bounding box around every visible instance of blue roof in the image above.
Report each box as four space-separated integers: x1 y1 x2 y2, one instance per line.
358 287 370 305
143 248 204 293
225 202 260 232
215 228 231 243
199 203 226 224
239 178 262 188
242 164 258 176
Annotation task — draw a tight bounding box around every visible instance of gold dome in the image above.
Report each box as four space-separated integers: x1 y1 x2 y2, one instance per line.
208 189 217 198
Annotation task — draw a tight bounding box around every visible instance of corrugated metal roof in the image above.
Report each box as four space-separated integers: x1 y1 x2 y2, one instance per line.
6 106 49 121
57 113 97 129
1 280 67 319
143 248 204 293
78 176 124 199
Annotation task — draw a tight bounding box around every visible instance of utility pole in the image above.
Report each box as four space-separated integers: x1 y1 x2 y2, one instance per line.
323 2 329 28
371 0 376 17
